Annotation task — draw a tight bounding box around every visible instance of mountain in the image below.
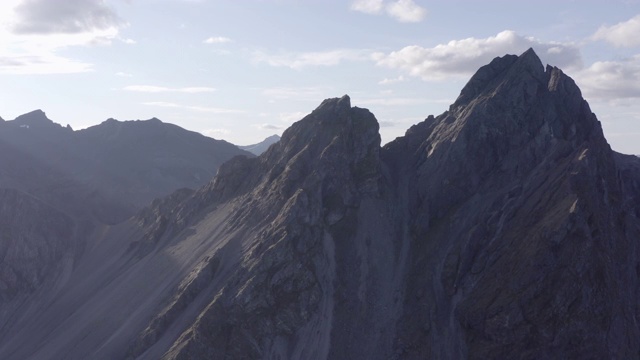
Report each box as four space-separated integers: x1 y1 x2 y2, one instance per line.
0 114 252 216
1 49 639 359
0 114 252 342
239 134 281 155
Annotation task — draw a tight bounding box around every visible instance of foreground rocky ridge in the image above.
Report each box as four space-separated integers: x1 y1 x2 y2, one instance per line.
1 49 639 359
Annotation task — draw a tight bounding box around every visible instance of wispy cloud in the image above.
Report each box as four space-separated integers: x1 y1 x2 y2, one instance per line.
115 71 133 77
257 123 283 130
142 102 245 114
350 0 426 23
0 0 124 74
386 0 426 23
124 85 216 93
373 30 581 81
350 0 384 14
253 49 370 69
575 55 640 102
11 0 122 35
592 14 640 47
378 75 405 85
203 36 232 44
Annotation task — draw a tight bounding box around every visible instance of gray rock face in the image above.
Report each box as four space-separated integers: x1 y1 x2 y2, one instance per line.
2 49 640 360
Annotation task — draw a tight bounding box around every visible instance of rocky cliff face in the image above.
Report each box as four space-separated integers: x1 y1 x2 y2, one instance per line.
2 49 640 360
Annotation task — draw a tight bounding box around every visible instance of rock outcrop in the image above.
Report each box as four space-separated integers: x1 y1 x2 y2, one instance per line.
2 48 640 360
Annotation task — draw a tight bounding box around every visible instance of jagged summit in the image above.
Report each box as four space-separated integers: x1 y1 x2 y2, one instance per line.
269 94 379 161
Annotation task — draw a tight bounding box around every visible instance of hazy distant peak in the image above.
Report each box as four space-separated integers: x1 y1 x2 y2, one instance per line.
239 134 281 155
10 109 71 132
14 109 52 124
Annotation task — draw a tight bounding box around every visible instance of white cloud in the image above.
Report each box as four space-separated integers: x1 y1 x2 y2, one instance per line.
11 0 122 34
350 0 384 14
122 38 136 45
0 53 92 74
124 85 216 93
142 102 245 114
350 0 426 23
385 0 426 23
576 55 640 101
374 30 581 81
253 49 369 69
378 75 405 84
0 0 124 74
115 71 133 77
203 36 232 44
257 123 283 130
592 14 640 47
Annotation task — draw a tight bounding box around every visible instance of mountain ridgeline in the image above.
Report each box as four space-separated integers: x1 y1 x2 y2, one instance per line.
1 48 640 359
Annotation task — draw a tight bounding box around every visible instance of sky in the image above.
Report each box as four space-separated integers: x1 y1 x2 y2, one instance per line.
0 1 639 154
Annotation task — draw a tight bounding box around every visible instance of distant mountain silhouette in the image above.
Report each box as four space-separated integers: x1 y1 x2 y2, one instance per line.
0 113 252 215
1 49 639 360
239 134 281 155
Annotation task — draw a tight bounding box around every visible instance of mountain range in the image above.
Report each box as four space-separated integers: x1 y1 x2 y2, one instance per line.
1 48 639 359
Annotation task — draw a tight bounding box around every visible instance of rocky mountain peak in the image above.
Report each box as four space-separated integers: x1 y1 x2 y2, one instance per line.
269 94 379 164
453 48 545 109
13 109 56 127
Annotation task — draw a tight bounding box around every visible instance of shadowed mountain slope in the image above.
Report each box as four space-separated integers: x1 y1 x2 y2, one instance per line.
1 49 640 359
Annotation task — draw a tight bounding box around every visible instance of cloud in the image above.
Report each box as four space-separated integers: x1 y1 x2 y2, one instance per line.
122 38 136 45
576 55 640 101
378 75 405 84
592 14 640 47
253 49 369 69
373 30 581 81
0 53 92 74
350 0 426 23
115 71 133 77
203 36 232 44
378 120 396 127
11 0 121 34
350 0 384 14
124 85 216 93
385 0 426 23
257 123 283 130
142 102 245 114
0 0 124 74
